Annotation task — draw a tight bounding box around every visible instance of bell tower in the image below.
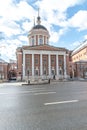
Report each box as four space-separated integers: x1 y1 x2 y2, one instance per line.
28 9 50 46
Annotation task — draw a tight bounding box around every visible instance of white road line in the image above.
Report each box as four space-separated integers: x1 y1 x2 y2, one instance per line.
44 100 79 105
0 90 55 95
34 92 56 95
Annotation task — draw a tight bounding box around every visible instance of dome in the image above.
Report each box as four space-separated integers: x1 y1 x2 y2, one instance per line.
28 10 50 46
32 24 47 31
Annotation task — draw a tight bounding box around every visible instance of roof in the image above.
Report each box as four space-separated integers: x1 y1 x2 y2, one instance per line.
0 58 5 63
32 24 47 31
0 58 8 64
22 44 67 52
72 40 87 55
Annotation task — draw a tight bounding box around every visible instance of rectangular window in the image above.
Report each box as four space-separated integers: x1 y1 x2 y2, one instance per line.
51 70 55 75
0 66 3 71
59 70 62 75
32 38 34 45
59 59 62 64
51 59 54 64
35 58 38 64
43 70 46 75
35 70 38 76
39 38 43 45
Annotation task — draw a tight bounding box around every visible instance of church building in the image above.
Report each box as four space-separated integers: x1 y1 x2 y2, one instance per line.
16 12 70 81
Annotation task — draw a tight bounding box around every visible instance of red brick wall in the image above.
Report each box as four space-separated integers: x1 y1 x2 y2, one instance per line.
0 63 8 80
34 54 40 75
51 55 56 74
66 54 70 75
42 55 48 75
36 35 38 45
17 53 22 77
58 55 64 74
25 54 32 76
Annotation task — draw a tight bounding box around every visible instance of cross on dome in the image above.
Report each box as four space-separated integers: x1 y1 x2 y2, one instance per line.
37 8 41 25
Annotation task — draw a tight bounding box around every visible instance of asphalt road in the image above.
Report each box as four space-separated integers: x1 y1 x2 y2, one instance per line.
0 81 87 130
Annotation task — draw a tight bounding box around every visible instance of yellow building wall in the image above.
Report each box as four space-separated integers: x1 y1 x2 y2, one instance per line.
72 47 87 62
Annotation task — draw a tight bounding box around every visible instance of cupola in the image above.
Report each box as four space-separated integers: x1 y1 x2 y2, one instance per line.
28 9 50 46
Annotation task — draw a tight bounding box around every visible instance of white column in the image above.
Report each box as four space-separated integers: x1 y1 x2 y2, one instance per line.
43 36 44 45
38 35 39 45
40 54 43 76
56 55 59 76
34 35 36 45
64 54 67 78
30 37 32 46
32 54 34 76
49 54 51 76
45 36 47 44
29 38 31 46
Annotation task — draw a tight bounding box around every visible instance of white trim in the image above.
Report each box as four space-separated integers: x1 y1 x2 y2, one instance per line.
23 50 66 55
56 55 59 76
40 54 43 76
49 54 51 76
34 35 36 45
17 52 22 54
38 35 39 45
32 54 34 76
64 54 67 78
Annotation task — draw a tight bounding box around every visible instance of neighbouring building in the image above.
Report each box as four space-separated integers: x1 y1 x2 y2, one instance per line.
8 60 17 80
71 40 87 79
16 12 70 81
0 59 17 81
0 59 8 80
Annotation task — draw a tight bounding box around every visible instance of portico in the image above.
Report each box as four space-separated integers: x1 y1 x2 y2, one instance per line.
22 48 67 80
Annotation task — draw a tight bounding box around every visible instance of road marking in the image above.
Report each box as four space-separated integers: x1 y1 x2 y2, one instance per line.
34 92 56 95
44 100 79 105
0 90 55 95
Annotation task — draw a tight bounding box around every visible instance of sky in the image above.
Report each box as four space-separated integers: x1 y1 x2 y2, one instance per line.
0 0 87 62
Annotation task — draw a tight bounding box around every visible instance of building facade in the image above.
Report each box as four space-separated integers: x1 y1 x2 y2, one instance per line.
0 59 17 81
8 60 17 80
16 13 70 81
0 59 8 81
71 40 87 79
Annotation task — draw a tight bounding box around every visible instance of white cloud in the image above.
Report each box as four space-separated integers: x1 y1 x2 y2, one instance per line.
36 0 84 13
49 32 59 43
18 35 28 42
68 10 87 31
22 20 33 32
84 35 87 40
69 41 82 50
0 0 87 62
49 28 67 44
0 0 36 21
0 20 21 37
0 39 23 62
35 0 86 44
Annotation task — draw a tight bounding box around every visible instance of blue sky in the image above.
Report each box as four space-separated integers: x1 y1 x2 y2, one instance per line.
0 0 87 62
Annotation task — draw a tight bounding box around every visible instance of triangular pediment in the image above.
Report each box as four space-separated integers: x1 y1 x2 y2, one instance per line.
22 44 67 52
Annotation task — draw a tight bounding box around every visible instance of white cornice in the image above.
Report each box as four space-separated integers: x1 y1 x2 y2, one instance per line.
23 50 66 55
